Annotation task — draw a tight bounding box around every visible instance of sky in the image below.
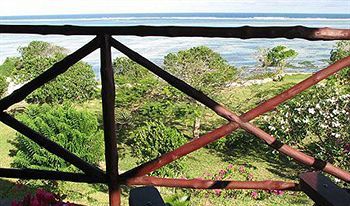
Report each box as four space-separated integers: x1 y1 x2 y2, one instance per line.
0 0 349 16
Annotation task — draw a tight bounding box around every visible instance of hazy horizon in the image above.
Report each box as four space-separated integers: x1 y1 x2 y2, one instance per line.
1 12 349 19
1 0 348 16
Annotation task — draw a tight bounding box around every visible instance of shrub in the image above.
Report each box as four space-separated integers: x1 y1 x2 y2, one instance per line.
0 75 8 97
130 121 188 177
0 57 18 77
263 85 350 171
7 41 97 104
12 104 103 171
330 40 350 84
163 46 238 93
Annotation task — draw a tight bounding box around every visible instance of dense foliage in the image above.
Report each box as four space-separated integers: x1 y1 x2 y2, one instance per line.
12 104 103 171
114 57 199 137
130 121 188 177
3 41 97 104
163 46 238 93
330 40 350 84
263 85 349 171
0 75 8 97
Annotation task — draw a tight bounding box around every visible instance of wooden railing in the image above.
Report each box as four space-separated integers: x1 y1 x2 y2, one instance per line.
0 25 349 205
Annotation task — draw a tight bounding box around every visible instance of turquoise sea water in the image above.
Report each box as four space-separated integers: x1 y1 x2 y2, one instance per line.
1 13 349 79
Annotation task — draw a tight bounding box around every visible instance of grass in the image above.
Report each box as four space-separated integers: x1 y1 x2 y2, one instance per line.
0 74 315 205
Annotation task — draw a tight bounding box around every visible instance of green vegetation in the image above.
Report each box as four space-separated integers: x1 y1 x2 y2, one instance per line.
164 46 238 93
5 41 97 104
130 121 187 177
330 40 350 84
12 104 104 171
0 75 8 97
0 41 347 206
258 45 298 76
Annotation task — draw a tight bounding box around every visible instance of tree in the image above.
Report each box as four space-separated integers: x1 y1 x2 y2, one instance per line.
258 45 298 75
163 46 238 94
113 57 199 144
3 41 97 104
129 121 188 177
12 104 104 172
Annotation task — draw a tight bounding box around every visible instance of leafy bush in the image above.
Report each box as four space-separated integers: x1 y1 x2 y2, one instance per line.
6 41 97 104
163 46 238 93
12 104 103 171
130 121 188 177
0 57 18 77
0 75 8 97
263 85 349 171
257 45 298 75
330 40 350 84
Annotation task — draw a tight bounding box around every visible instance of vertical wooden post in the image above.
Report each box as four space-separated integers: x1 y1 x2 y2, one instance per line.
100 34 120 206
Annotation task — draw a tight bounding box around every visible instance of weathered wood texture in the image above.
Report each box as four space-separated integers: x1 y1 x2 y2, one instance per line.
127 176 299 191
0 25 350 40
99 35 120 206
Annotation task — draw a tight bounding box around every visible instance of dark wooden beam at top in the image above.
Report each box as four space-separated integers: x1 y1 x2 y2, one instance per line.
0 25 349 40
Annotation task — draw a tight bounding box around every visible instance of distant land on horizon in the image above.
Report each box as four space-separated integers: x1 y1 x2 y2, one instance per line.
1 12 350 19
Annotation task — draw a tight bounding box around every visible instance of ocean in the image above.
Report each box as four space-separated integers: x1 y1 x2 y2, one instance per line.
0 13 349 79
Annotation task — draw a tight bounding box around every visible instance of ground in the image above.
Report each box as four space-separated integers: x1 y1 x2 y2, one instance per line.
0 74 314 205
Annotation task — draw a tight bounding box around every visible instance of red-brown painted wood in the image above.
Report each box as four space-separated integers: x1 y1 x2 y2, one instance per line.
127 176 299 191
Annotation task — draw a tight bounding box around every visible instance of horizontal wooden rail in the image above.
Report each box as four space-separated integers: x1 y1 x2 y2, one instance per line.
0 25 350 40
0 168 106 183
0 112 106 179
126 176 299 191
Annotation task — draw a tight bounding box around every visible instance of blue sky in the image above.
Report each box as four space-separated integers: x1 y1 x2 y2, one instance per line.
0 0 349 16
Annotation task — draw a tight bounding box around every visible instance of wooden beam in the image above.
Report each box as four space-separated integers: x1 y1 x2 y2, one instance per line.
99 35 120 206
0 168 106 183
0 25 349 40
126 176 299 191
